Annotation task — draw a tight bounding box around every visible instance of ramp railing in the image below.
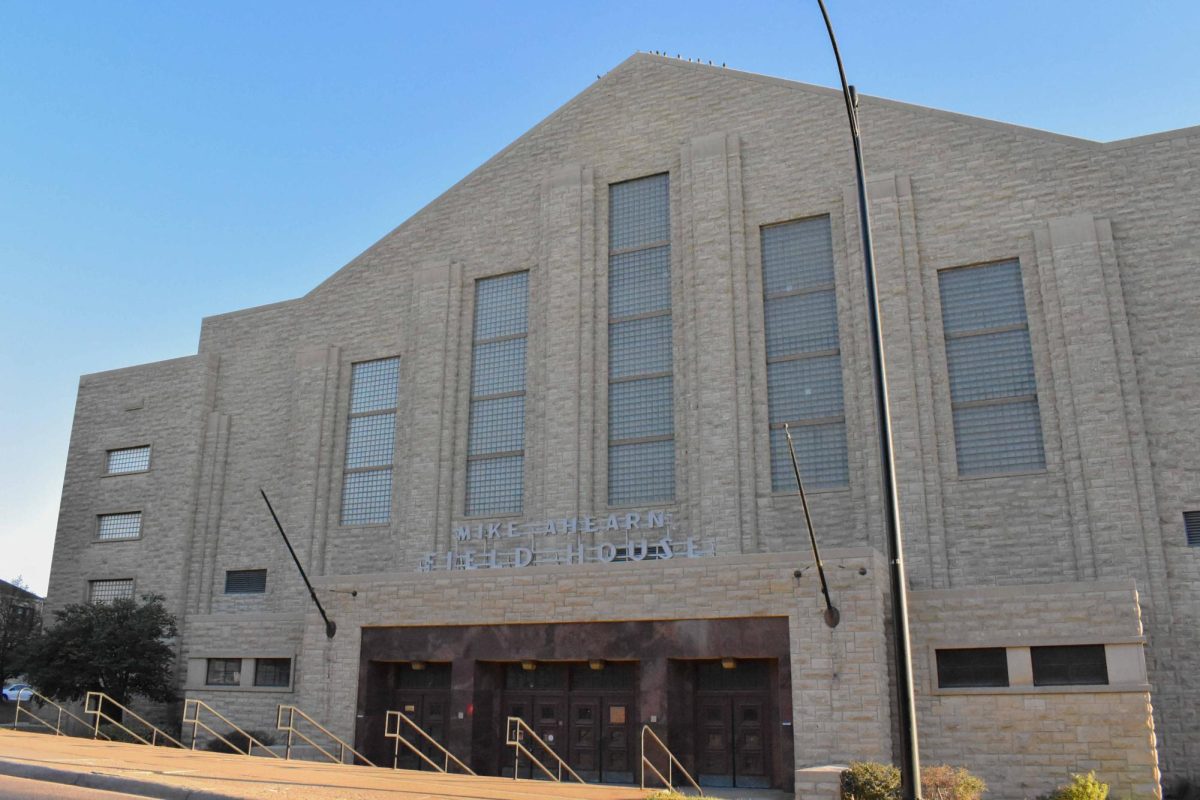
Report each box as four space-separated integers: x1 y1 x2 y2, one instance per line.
640 724 703 795
83 691 185 748
183 698 282 758
10 690 111 740
275 704 375 766
383 709 475 774
505 716 584 783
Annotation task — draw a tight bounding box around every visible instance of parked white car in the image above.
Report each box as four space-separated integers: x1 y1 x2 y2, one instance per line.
1 683 34 702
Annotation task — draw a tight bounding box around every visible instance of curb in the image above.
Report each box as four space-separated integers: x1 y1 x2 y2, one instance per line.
0 757 245 800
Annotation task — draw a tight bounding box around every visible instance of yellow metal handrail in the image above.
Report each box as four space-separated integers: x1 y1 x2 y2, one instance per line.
275 704 375 767
640 724 703 795
384 709 475 774
84 691 185 749
505 716 585 784
183 698 282 758
11 690 112 740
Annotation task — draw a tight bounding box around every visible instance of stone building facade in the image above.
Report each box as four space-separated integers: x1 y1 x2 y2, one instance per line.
46 54 1199 796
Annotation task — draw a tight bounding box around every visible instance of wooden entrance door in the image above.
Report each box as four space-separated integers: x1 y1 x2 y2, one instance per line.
505 693 567 778
394 691 450 770
568 694 635 783
391 662 452 771
694 660 772 789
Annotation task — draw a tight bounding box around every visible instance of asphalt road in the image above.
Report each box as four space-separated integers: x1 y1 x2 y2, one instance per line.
0 774 143 799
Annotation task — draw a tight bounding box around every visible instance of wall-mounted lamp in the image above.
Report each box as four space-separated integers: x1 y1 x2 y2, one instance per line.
410 661 426 671
721 658 737 670
589 659 606 671
521 660 537 671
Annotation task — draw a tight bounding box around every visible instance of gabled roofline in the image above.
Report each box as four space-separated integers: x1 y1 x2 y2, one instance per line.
284 51 1200 302
635 51 1200 149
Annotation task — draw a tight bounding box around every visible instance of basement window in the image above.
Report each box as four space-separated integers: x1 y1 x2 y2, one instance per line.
1031 645 1108 686
935 647 1009 688
206 658 241 686
254 658 292 688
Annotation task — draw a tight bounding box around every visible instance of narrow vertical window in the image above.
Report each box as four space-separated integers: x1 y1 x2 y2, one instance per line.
466 272 529 515
608 173 674 505
340 357 400 525
938 260 1045 475
761 216 848 490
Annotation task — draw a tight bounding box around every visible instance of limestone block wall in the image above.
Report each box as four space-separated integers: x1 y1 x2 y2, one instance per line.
911 582 1160 798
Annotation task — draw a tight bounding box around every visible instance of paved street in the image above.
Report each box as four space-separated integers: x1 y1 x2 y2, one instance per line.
0 729 651 799
0 773 144 799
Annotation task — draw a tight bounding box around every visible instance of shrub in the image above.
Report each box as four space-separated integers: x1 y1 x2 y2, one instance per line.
922 764 986 800
1046 772 1108 800
202 729 277 754
843 761 901 800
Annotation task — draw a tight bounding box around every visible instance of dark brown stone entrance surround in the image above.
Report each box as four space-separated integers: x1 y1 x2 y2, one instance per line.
354 616 793 789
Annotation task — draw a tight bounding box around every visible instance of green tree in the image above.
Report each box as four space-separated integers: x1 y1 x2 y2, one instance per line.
20 594 178 706
0 576 42 684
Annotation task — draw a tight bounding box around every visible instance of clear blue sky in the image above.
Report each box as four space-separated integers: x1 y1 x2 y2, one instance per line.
2 1 1197 595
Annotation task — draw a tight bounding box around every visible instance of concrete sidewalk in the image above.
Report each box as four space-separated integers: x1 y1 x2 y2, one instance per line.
0 730 652 800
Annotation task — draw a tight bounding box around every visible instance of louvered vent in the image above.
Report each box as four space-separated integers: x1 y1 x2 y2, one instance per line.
224 569 267 594
1185 511 1200 547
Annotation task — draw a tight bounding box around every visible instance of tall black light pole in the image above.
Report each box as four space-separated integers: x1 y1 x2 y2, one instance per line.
813 2 922 797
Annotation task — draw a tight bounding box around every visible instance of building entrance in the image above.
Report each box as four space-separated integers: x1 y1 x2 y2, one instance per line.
693 660 771 789
391 662 451 771
499 661 636 783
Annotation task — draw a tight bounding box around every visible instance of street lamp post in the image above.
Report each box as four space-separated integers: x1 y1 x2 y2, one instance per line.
813 2 923 797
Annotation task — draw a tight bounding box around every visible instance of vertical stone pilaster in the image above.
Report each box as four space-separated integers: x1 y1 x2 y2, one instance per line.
401 260 462 564
282 344 340 584
864 174 948 589
538 164 594 518
1036 215 1155 592
680 132 749 553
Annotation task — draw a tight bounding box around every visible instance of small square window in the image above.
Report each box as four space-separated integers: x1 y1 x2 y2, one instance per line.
1184 511 1200 547
206 658 242 686
936 647 1010 688
106 446 151 474
254 658 291 688
97 512 142 541
224 569 267 594
1031 645 1108 686
89 579 134 604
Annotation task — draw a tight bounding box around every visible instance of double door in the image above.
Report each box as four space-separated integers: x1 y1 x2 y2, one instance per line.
692 658 772 789
393 689 450 770
503 690 635 783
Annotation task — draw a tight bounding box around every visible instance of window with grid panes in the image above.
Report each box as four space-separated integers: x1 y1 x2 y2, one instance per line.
254 658 291 687
206 658 241 686
608 173 674 505
466 272 529 515
340 357 400 525
89 579 134 604
761 216 849 490
938 260 1045 475
105 445 150 474
97 512 142 540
